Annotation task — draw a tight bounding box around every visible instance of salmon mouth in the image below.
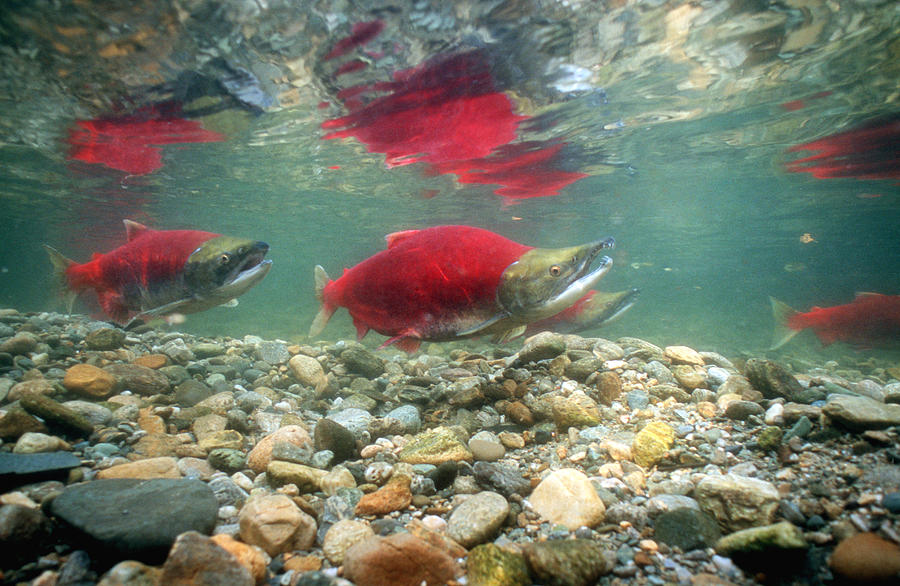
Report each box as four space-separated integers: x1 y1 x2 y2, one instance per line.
222 242 272 291
548 236 615 306
600 288 640 323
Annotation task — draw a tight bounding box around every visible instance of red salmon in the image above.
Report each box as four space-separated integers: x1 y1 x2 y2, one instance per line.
45 220 271 324
770 294 900 349
309 225 615 353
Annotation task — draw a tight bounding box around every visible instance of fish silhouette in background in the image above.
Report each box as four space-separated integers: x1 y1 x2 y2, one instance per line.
785 115 900 181
309 225 615 353
321 36 589 200
524 287 639 337
769 294 900 349
45 220 271 324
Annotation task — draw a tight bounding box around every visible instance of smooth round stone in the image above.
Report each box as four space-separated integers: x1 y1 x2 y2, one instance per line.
654 508 721 551
528 468 606 530
326 409 373 439
50 478 218 564
883 492 900 514
468 430 505 462
193 343 225 358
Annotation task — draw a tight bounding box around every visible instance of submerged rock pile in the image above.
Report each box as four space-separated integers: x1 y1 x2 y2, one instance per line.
1 308 900 585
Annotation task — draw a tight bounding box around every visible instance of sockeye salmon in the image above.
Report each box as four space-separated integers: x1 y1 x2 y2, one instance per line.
770 294 900 349
524 288 639 337
45 220 271 324
309 225 615 352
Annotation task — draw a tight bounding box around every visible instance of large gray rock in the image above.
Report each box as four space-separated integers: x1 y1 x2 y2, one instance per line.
694 474 780 532
823 395 900 431
51 478 218 564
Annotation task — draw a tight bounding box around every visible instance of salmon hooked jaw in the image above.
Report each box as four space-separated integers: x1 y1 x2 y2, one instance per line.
538 236 616 317
495 235 617 324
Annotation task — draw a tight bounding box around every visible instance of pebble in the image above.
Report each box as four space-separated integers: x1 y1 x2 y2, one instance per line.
322 519 375 565
829 532 900 583
238 494 316 556
528 468 606 529
2 310 898 586
160 531 254 585
447 490 509 548
343 532 462 586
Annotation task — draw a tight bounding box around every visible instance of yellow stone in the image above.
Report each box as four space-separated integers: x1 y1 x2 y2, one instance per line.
632 421 676 468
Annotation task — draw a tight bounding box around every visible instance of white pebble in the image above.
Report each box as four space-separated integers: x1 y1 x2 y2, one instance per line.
765 402 784 425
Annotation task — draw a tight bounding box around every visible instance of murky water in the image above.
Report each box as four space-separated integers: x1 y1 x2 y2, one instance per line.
0 0 898 359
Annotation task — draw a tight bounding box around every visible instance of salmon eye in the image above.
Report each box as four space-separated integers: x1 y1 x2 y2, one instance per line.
219 253 231 264
549 265 562 277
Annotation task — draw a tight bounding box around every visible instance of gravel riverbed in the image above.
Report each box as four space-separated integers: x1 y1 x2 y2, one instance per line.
1 308 899 586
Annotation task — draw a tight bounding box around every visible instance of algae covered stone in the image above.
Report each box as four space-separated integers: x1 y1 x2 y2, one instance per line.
632 421 676 468
398 426 473 465
715 521 806 555
551 391 602 430
522 539 612 586
467 543 529 586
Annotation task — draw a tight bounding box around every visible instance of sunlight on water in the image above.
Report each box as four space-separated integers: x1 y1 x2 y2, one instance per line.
0 0 897 362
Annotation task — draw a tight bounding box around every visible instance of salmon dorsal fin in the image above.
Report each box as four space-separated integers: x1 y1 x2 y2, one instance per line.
123 219 151 242
384 229 420 249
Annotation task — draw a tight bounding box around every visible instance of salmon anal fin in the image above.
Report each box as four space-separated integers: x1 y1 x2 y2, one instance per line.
380 334 421 354
97 290 131 324
352 318 370 341
384 229 421 249
123 219 150 242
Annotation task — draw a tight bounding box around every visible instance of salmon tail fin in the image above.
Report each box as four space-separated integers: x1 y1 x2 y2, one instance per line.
308 265 335 339
769 296 800 350
43 245 78 314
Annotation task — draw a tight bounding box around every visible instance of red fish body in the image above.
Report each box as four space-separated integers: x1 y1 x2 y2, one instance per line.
770 294 900 349
316 226 530 351
46 220 271 324
310 225 615 352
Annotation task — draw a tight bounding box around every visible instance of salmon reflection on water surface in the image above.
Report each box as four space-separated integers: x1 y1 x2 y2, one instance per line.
67 103 225 176
321 31 587 201
785 115 900 182
309 225 615 353
44 220 271 325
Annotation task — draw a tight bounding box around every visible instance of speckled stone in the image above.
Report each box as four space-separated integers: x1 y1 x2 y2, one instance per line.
342 532 462 586
521 539 612 586
322 519 375 565
552 391 602 430
695 473 780 532
397 426 473 465
447 491 509 548
467 543 530 586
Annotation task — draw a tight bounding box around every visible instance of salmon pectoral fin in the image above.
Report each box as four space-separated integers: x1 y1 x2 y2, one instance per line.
457 311 510 337
491 325 527 344
769 297 801 350
308 304 336 339
309 265 336 339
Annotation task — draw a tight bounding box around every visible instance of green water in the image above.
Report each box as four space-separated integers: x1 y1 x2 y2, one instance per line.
0 0 898 361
